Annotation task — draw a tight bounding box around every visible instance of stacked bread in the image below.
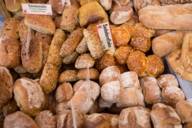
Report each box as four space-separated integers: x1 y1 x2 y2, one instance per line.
0 0 192 128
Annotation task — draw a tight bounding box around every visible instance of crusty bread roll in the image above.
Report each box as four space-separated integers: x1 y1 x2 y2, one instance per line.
119 107 151 128
24 15 56 34
117 87 145 107
99 66 121 85
130 36 151 52
79 1 108 27
157 74 179 89
4 0 21 12
4 111 39 128
114 45 133 65
120 71 140 88
139 4 192 30
99 0 112 11
150 103 182 128
77 68 99 80
76 37 88 54
60 28 83 57
0 66 13 108
56 82 74 103
133 0 160 12
35 110 56 128
14 78 46 116
40 29 66 94
60 5 79 32
63 52 79 64
83 29 104 59
176 100 192 123
101 81 121 103
49 0 64 14
152 31 183 57
162 86 185 106
73 80 85 92
69 80 100 113
75 53 95 69
111 25 131 46
59 70 78 83
141 77 161 104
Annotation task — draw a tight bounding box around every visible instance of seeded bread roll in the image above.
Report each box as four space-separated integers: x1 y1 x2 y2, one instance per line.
141 77 161 104
24 15 56 34
14 78 46 116
176 100 192 123
4 111 39 128
0 66 13 108
35 110 56 128
119 107 151 128
59 70 78 83
150 103 182 128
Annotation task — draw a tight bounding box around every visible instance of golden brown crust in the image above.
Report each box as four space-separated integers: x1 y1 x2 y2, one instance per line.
77 68 99 80
49 0 64 14
60 5 79 32
4 111 39 128
24 15 56 34
59 70 78 83
4 0 21 12
146 55 164 77
127 50 147 77
63 52 79 64
114 45 133 65
60 28 83 57
75 53 95 69
130 36 151 52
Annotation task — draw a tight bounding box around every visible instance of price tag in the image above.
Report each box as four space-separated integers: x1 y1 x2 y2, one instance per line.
22 3 52 15
61 0 71 6
97 22 115 53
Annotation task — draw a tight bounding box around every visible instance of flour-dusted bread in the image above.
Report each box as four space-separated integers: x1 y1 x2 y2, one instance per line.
24 15 56 34
14 78 46 116
119 107 151 128
75 53 95 69
157 74 179 88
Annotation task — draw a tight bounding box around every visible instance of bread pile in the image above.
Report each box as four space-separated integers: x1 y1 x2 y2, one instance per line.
1 0 192 128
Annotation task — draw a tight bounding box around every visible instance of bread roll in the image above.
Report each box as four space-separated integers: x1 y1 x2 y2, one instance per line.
152 31 183 57
57 109 85 128
60 28 83 57
24 15 55 34
0 67 13 108
130 36 151 52
76 37 88 54
63 52 79 64
117 87 145 107
98 98 113 108
119 107 151 128
77 68 99 80
150 103 182 128
157 74 178 88
40 29 65 94
69 80 100 113
176 100 192 123
59 70 78 83
14 78 46 116
146 55 164 77
99 0 112 10
99 66 121 85
49 0 64 14
79 1 108 26
139 4 192 30
141 77 161 104
60 5 79 32
127 50 147 77
114 45 133 65
35 110 56 128
133 0 160 12
4 0 21 12
75 54 95 69
101 81 121 103
83 29 104 59
111 25 131 46
4 111 39 128
162 86 185 106
120 71 140 88
56 83 74 103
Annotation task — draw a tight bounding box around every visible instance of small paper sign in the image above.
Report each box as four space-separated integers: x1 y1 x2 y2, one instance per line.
97 22 115 53
22 3 52 15
61 0 71 6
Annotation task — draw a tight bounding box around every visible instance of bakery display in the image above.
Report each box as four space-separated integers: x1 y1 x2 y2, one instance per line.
1 0 192 128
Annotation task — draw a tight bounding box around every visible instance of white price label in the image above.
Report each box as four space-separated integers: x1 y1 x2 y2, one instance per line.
22 3 52 15
97 22 115 52
61 0 71 6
